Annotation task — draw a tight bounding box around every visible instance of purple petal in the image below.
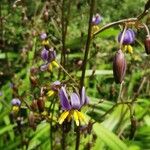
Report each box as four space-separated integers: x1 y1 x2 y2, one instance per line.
41 48 49 61
49 50 56 62
40 64 48 71
70 93 81 109
81 87 85 106
11 98 21 106
40 33 47 40
85 96 90 105
59 87 71 110
118 29 135 45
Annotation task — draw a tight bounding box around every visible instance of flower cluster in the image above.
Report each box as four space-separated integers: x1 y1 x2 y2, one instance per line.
58 86 89 126
40 33 59 71
113 28 136 84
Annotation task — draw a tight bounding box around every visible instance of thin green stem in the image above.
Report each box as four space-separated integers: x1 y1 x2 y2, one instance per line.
80 0 95 88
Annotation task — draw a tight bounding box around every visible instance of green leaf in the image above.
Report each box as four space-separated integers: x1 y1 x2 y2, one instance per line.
93 123 128 150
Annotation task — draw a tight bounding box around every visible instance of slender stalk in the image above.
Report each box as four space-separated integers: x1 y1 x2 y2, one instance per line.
75 127 80 150
76 1 95 150
58 0 71 79
80 0 95 88
93 8 148 38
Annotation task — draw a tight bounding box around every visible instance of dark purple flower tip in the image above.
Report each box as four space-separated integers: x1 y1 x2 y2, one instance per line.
59 87 71 110
81 87 89 106
70 93 81 109
11 98 21 106
92 14 102 25
118 28 135 45
113 49 127 84
41 48 49 61
40 64 48 71
40 33 47 40
51 81 61 91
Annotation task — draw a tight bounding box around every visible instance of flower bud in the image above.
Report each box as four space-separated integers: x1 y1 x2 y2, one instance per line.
28 112 36 130
113 50 127 84
37 98 45 112
30 100 38 111
118 29 135 45
144 35 150 54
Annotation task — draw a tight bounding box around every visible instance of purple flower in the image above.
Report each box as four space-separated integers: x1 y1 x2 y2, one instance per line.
118 29 135 45
40 33 47 40
11 98 21 106
59 86 89 110
92 14 102 25
41 48 49 61
41 48 56 62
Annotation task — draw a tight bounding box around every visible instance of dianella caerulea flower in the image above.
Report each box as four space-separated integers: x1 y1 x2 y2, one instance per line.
91 13 102 36
118 28 135 54
58 86 89 126
11 98 21 113
40 48 59 72
40 32 50 50
47 81 61 97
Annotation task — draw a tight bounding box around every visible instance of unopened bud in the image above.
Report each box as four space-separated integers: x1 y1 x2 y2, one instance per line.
30 100 38 111
144 35 150 54
28 112 36 130
37 98 45 112
113 50 126 84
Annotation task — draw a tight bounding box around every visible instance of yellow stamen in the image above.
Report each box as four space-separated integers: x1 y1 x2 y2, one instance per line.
42 40 49 46
76 110 87 124
47 90 55 97
91 25 100 36
73 110 79 126
12 106 19 113
67 110 73 122
58 111 69 125
122 45 127 52
52 61 59 68
48 63 53 71
127 45 133 54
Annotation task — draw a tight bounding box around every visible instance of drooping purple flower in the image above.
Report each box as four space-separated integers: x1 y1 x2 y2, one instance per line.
92 14 102 25
118 29 135 45
41 48 49 61
41 48 56 62
59 86 89 110
40 32 47 40
11 98 21 106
